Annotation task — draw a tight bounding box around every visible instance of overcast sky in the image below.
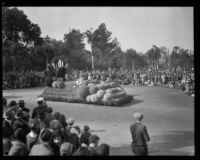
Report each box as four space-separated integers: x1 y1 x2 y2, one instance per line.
18 7 193 53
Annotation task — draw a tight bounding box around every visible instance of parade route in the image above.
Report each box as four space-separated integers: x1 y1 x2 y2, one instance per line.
3 85 194 155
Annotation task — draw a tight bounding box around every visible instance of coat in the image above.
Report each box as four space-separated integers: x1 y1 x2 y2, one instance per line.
130 122 150 155
3 119 13 138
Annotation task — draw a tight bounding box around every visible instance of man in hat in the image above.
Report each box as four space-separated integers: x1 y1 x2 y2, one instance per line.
32 97 47 119
18 100 30 113
130 112 150 156
12 109 30 137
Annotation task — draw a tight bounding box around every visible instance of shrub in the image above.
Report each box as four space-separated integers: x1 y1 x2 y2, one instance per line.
89 86 99 94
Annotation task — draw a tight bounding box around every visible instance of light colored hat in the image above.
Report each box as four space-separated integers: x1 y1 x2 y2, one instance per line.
36 97 44 102
133 112 143 121
67 118 74 125
70 127 79 136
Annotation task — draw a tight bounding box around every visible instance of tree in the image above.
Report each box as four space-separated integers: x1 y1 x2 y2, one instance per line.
2 7 42 72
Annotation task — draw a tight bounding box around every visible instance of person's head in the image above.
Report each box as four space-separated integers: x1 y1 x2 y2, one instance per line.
60 142 73 156
47 107 53 114
83 125 90 132
133 112 143 121
9 100 17 107
8 140 28 156
36 97 44 105
51 133 63 147
39 128 53 143
89 134 100 147
13 128 26 143
50 120 63 134
18 100 25 108
53 112 61 120
28 118 38 133
96 143 110 156
3 137 12 156
67 118 74 126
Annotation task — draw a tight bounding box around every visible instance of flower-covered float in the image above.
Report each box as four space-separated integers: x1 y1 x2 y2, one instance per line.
38 78 133 106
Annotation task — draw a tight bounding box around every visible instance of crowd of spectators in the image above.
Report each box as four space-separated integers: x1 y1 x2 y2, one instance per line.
3 71 45 89
3 97 110 156
3 66 194 97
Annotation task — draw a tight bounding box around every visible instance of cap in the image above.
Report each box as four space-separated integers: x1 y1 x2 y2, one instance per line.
36 97 44 102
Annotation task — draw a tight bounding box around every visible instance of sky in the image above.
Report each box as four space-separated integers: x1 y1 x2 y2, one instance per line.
18 7 194 53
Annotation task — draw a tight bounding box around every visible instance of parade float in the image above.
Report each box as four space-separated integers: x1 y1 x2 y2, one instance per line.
38 57 133 106
38 79 133 106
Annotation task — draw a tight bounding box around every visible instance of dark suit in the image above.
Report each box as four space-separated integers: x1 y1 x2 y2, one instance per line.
130 122 150 155
3 119 13 138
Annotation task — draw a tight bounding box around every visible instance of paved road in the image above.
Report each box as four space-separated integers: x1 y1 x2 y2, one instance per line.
3 85 194 155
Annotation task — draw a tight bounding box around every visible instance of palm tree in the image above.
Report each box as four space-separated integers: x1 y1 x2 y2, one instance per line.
85 28 97 70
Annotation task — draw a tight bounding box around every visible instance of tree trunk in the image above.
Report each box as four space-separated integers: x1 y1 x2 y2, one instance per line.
46 52 49 70
91 52 94 70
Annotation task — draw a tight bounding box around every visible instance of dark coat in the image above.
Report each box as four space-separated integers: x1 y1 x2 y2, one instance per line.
130 122 150 155
80 132 91 146
73 146 95 156
3 119 13 138
32 105 47 119
67 134 80 153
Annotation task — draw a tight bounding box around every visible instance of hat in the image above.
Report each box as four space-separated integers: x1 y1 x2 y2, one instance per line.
70 127 79 136
60 142 73 156
67 118 74 126
89 134 100 143
8 140 27 156
40 128 52 143
9 100 17 107
18 100 25 105
36 97 44 102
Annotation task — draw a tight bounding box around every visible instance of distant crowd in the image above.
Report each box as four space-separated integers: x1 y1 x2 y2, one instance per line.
3 66 194 97
3 97 110 156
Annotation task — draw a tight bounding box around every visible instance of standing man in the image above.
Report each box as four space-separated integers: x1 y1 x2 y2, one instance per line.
32 97 47 119
130 112 150 156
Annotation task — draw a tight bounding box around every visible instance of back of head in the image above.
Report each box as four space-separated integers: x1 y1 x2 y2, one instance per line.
84 125 90 132
133 112 143 121
8 140 27 156
53 112 61 120
39 128 52 143
14 128 26 143
96 143 110 156
89 134 100 144
60 142 73 156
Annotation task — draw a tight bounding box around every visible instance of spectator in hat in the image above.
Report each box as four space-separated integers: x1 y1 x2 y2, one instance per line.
8 100 19 116
29 128 54 156
130 112 150 156
12 109 30 136
60 142 73 156
8 140 28 156
32 97 47 119
26 119 39 151
3 137 12 156
96 143 110 156
88 134 100 152
67 127 80 153
18 100 30 113
80 125 92 146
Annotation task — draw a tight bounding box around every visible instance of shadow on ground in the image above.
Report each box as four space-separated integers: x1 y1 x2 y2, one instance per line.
110 130 194 155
